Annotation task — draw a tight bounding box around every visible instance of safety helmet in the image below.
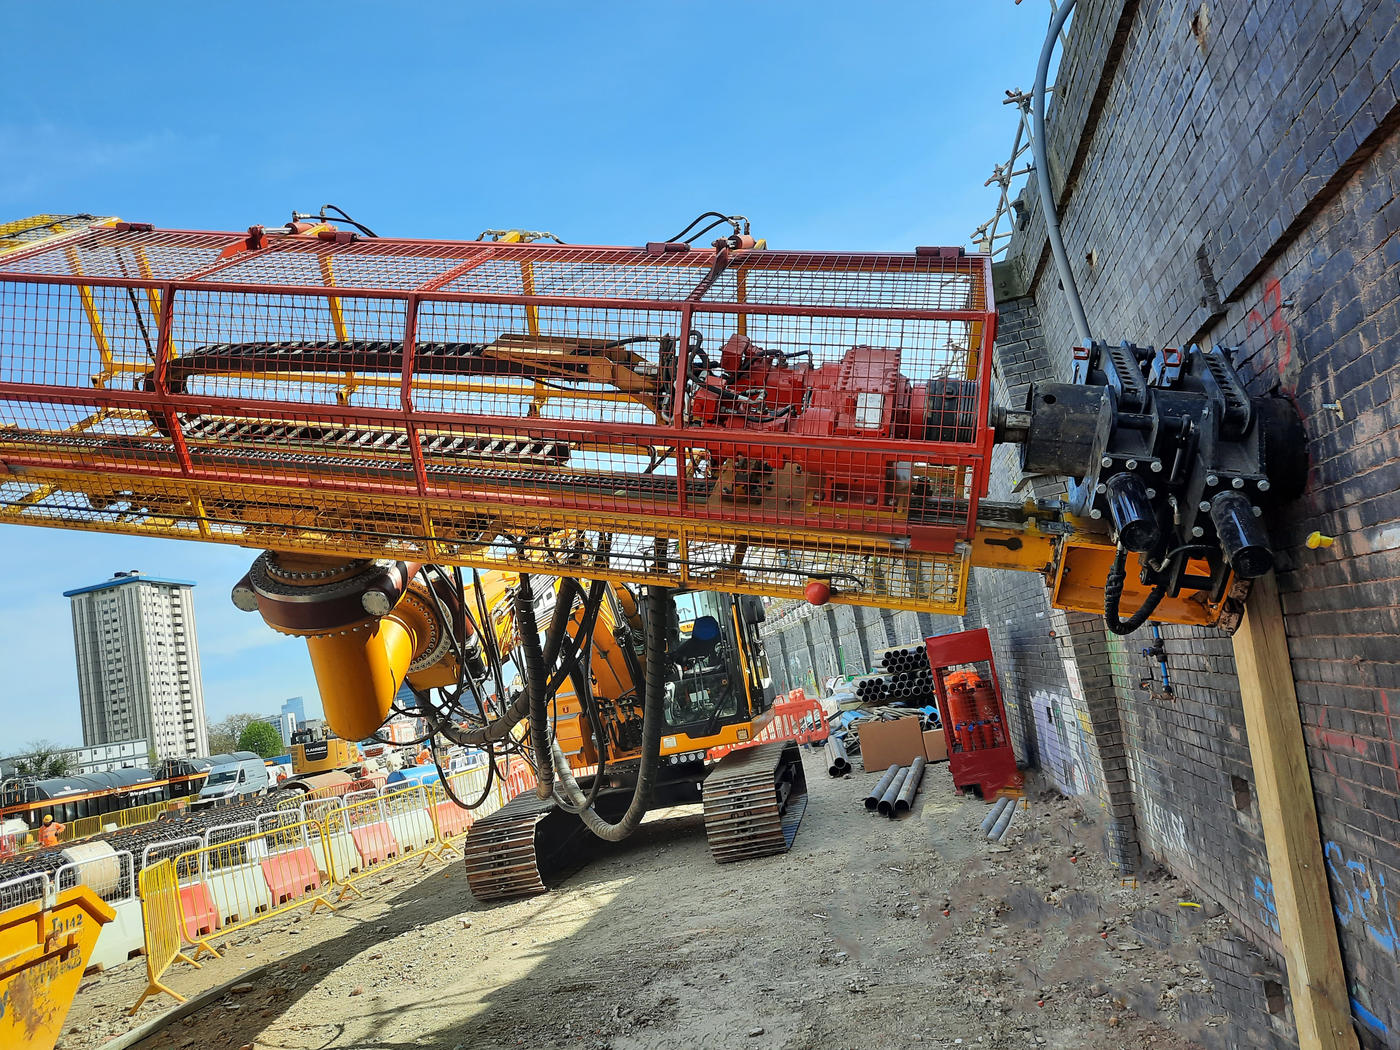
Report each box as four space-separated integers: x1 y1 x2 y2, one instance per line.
43 815 53 823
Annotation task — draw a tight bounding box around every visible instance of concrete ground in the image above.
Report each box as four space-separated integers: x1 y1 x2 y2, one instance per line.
60 750 1221 1050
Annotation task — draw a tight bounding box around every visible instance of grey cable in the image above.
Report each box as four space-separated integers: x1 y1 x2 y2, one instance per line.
1031 0 1092 346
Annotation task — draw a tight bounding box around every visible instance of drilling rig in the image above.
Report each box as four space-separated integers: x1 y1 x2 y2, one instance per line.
0 213 1306 893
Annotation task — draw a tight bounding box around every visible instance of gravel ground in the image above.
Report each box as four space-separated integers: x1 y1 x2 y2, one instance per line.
58 750 1221 1050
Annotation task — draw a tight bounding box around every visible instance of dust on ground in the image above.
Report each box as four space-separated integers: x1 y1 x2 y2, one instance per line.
59 752 1229 1050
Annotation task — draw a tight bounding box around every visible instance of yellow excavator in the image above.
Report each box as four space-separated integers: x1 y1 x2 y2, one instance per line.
231 549 804 900
289 720 361 776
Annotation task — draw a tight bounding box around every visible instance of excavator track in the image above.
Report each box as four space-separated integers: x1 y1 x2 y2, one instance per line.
461 791 558 901
702 740 809 863
462 787 613 902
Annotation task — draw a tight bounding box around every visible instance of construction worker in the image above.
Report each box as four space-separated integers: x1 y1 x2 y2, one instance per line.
37 814 65 847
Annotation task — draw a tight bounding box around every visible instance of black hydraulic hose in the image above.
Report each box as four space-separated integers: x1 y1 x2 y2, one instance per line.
550 586 669 842
551 661 608 815
1104 546 1169 636
514 574 555 799
544 577 582 669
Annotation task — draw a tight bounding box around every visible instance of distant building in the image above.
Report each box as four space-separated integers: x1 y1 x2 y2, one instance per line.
281 696 307 724
0 739 149 778
252 711 298 748
65 570 209 760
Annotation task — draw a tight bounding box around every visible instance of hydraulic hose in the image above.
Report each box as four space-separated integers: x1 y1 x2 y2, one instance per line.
549 586 669 842
514 574 555 799
1104 546 1168 636
1032 0 1092 346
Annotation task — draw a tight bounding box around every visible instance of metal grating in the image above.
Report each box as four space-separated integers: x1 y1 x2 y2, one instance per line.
0 222 997 613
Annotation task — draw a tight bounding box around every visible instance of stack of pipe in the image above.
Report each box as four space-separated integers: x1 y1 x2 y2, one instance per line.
862 758 927 819
825 736 852 776
979 796 1021 842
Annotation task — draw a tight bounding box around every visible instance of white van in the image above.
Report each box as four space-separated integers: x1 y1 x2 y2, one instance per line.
191 751 271 809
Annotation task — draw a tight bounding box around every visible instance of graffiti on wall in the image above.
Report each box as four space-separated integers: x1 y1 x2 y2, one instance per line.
1251 845 1399 954
1325 841 1400 956
1136 790 1190 859
1031 689 1098 798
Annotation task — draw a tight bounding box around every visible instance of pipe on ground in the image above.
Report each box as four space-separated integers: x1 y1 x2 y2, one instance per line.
988 799 1017 841
865 764 902 809
877 768 909 816
994 803 1020 843
979 796 1012 835
894 756 926 813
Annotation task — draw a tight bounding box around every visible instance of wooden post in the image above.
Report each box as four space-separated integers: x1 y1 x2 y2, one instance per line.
1233 572 1358 1050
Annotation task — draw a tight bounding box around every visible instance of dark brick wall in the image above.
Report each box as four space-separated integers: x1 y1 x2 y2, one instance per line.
981 0 1400 1045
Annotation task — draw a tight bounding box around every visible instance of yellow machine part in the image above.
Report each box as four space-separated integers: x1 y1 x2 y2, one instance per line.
1051 537 1226 627
303 583 458 742
0 886 114 1050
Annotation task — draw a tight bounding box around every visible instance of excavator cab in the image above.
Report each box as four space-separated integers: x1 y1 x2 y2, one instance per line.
659 589 773 753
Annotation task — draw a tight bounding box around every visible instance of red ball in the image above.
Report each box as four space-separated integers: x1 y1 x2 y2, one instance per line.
804 579 832 605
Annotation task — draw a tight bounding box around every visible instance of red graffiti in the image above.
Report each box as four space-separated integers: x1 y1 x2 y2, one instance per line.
1315 706 1364 803
1246 278 1298 394
1382 690 1399 772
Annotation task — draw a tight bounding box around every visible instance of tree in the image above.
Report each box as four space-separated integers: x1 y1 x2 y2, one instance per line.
14 740 73 779
206 712 261 756
238 721 284 759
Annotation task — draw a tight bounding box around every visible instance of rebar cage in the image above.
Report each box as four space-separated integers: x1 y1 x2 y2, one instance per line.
0 221 996 612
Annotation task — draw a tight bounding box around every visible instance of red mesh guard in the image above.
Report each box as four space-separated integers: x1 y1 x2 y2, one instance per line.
0 224 996 613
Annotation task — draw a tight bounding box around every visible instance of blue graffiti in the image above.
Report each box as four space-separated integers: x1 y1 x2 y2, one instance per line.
1351 998 1390 1035
1325 841 1399 955
1253 875 1280 934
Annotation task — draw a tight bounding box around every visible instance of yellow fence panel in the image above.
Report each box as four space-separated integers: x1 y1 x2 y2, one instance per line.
128 859 204 1014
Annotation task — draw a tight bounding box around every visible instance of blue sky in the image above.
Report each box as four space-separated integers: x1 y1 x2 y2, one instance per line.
0 2 1051 747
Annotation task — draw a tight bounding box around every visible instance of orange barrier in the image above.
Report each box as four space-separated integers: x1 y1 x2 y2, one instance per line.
177 883 219 940
260 847 321 905
709 696 829 760
350 823 399 867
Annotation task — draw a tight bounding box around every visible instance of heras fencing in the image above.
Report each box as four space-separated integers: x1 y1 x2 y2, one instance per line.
126 762 536 1012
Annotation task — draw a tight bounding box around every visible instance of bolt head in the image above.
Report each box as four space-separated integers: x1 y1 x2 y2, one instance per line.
1198 501 1211 513
1089 508 1102 519
1257 479 1271 492
1206 474 1219 486
1149 460 1162 472
1101 456 1113 468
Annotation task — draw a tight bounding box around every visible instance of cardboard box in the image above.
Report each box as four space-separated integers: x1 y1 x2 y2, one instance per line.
858 715 927 771
923 728 948 763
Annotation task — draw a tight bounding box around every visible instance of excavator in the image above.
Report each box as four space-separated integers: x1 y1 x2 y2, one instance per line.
0 211 1307 900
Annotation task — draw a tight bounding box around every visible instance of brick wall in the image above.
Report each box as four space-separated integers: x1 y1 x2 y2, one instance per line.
982 0 1400 1045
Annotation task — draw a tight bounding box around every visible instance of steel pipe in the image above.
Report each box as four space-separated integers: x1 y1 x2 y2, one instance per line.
894 756 926 813
979 796 1011 834
865 764 902 809
988 798 1017 840
825 737 851 776
994 803 1019 842
877 768 909 816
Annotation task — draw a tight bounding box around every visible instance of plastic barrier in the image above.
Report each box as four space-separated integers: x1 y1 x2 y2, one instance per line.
709 697 831 760
349 823 399 867
382 785 436 854
178 882 219 940
260 846 321 905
